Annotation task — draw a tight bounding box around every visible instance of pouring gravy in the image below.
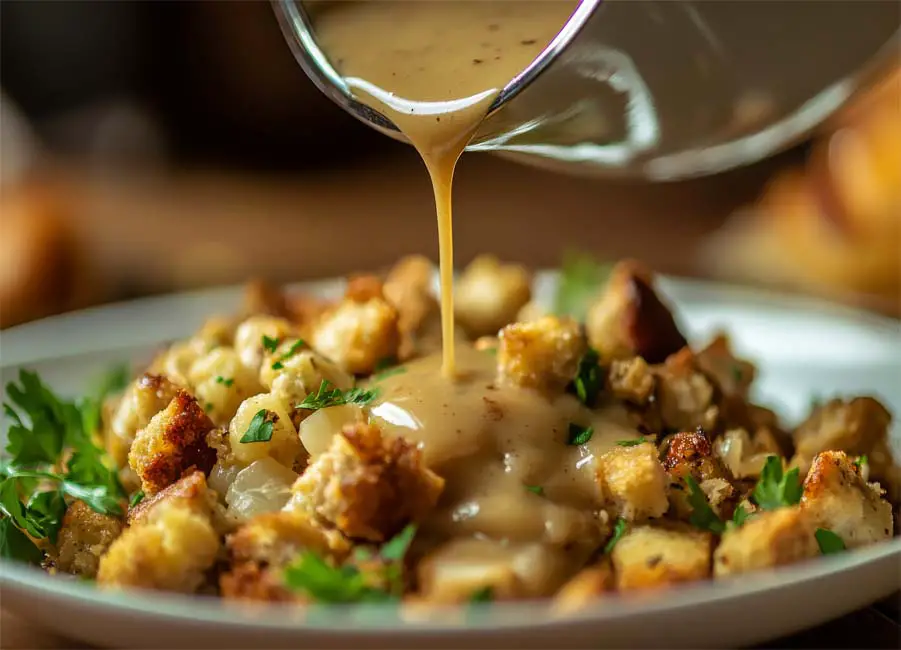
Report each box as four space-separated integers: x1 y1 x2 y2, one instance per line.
310 0 578 377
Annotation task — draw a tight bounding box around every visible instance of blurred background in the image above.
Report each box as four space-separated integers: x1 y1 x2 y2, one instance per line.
1 0 899 329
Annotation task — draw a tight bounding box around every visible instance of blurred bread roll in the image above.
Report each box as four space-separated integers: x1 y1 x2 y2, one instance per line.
704 68 900 311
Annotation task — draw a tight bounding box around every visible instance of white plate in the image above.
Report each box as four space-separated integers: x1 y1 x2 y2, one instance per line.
1 274 899 649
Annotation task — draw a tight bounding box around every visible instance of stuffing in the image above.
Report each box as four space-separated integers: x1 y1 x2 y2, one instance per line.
220 510 347 602
97 474 221 593
663 429 737 519
607 356 655 406
46 501 124 579
189 316 236 355
188 347 263 425
585 260 687 364
242 279 291 319
713 507 818 577
496 315 586 392
715 427 786 479
233 315 298 373
127 471 225 532
288 422 444 542
552 559 614 613
694 334 756 399
227 392 303 469
800 451 893 549
652 348 720 433
454 255 532 338
310 280 400 376
259 344 354 412
105 373 180 469
128 390 217 495
597 442 669 521
382 255 441 361
147 341 201 389
611 523 713 591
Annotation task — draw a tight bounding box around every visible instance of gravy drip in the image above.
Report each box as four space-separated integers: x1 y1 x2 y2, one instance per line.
311 1 577 377
365 346 642 598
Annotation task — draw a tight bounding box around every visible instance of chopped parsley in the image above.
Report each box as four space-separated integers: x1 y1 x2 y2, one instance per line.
554 251 612 321
814 528 846 555
204 402 214 413
616 437 649 447
567 423 594 446
297 380 379 411
854 455 868 470
571 348 602 407
380 524 416 561
470 586 494 603
373 366 407 382
239 409 275 443
752 456 802 511
685 476 725 534
79 364 130 436
0 517 43 564
730 503 752 528
261 335 280 354
604 517 627 554
129 490 145 508
215 376 235 387
525 485 544 496
271 339 306 370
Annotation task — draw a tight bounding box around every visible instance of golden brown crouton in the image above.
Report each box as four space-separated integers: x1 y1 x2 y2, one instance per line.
242 279 291 319
220 510 346 602
553 559 614 613
713 507 818 577
289 422 444 542
598 442 669 521
652 348 720 433
611 524 712 591
664 429 737 519
585 260 687 365
607 356 655 405
454 255 532 338
694 334 756 399
496 315 586 393
47 501 124 579
105 373 180 469
97 485 220 594
382 255 441 362
128 391 217 495
127 471 222 529
310 284 400 376
800 451 893 549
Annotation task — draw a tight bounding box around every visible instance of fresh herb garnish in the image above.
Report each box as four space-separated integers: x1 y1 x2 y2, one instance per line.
815 528 846 555
616 437 649 447
854 455 868 470
567 423 594 446
685 476 725 534
79 364 130 436
525 485 544 496
239 409 275 443
271 339 306 370
730 503 752 528
380 524 416 561
373 366 407 382
129 490 145 508
215 376 235 387
554 251 612 321
571 348 602 407
0 517 44 564
297 380 379 411
752 456 802 511
470 586 494 603
204 402 214 413
604 517 627 554
261 335 280 354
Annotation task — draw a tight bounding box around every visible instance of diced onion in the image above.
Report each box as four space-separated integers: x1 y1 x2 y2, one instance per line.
225 457 299 521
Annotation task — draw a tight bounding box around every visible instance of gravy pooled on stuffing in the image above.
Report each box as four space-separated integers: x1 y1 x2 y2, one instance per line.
310 1 578 377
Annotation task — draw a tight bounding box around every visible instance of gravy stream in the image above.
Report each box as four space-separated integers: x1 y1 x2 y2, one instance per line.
312 0 577 377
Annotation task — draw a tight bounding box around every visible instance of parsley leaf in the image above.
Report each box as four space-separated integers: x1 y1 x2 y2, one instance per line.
129 490 145 508
0 518 43 565
283 551 392 603
525 485 544 496
604 517 627 554
567 423 594 446
752 456 802 511
815 528 846 555
239 410 275 443
685 476 725 534
215 376 235 387
554 251 612 321
730 503 752 528
271 339 306 370
616 437 649 447
470 586 494 603
854 455 868 470
261 335 280 354
79 363 130 436
571 348 602 407
380 524 416 561
297 380 379 411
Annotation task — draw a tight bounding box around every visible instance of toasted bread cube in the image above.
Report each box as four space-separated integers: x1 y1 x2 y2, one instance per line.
454 255 532 338
106 373 180 468
607 356 655 405
612 524 712 591
97 477 220 593
289 422 444 542
585 260 687 364
713 507 818 577
220 510 346 602
128 391 217 495
653 348 719 433
553 559 614 613
664 429 737 519
497 315 586 393
310 281 400 375
47 501 124 579
228 392 302 469
188 347 262 425
233 315 298 373
800 451 893 549
598 442 669 521
127 471 223 528
382 255 441 362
